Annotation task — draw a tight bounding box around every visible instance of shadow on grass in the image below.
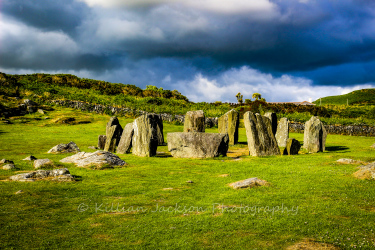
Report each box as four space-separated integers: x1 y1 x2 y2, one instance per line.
0 130 6 134
325 146 350 152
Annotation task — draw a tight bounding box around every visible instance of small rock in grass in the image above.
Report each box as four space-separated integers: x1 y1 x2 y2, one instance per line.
88 146 97 150
34 159 54 169
48 141 80 154
353 162 375 180
371 143 375 148
336 158 362 164
15 190 24 194
0 159 14 164
23 155 37 161
3 164 16 170
186 180 193 183
229 177 269 190
60 151 126 168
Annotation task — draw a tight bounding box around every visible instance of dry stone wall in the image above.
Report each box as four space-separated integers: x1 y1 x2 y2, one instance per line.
290 122 375 137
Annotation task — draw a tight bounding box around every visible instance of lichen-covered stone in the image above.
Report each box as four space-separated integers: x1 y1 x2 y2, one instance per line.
3 164 16 170
184 110 205 132
47 141 80 154
9 168 74 182
243 112 280 156
276 118 289 147
117 122 134 154
264 112 277 135
104 117 123 152
283 138 301 155
353 162 375 180
167 132 229 158
97 135 106 150
60 151 126 167
303 116 327 153
229 177 269 189
132 114 160 157
218 109 239 145
34 159 54 169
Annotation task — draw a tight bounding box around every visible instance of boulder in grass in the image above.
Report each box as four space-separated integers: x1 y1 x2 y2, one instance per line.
3 164 16 170
218 109 239 145
23 155 37 161
34 159 54 169
48 142 80 154
353 162 375 180
0 159 14 164
60 151 126 168
275 118 289 147
9 168 75 182
117 122 134 154
303 116 327 153
167 132 229 158
283 138 301 155
243 111 280 157
184 110 205 133
229 177 269 189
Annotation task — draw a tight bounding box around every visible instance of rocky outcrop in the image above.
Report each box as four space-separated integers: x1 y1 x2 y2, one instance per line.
9 168 75 182
47 141 80 154
104 117 123 152
117 122 134 154
167 132 229 158
303 116 327 153
243 112 280 156
283 138 301 155
264 112 277 135
229 177 269 189
34 159 54 169
60 151 126 167
218 109 239 145
184 110 205 132
276 118 289 147
132 114 160 157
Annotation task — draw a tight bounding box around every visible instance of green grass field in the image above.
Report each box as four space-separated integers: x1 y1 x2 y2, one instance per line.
1 107 375 249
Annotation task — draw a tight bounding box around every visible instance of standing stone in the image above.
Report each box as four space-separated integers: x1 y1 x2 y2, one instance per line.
97 135 106 150
244 111 280 156
117 123 134 154
104 117 123 152
264 112 277 135
155 114 164 146
167 132 229 158
283 138 301 155
303 116 327 153
184 110 205 132
275 118 289 147
218 109 239 145
132 114 160 157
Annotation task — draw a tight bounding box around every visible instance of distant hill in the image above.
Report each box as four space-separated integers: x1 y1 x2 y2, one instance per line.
313 88 375 105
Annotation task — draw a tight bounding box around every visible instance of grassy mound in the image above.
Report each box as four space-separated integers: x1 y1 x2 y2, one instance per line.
313 88 375 105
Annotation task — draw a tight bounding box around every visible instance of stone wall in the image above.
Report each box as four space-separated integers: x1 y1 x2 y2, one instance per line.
49 100 218 127
290 122 375 137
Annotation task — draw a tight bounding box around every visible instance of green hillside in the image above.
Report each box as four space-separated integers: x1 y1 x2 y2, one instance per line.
313 88 375 105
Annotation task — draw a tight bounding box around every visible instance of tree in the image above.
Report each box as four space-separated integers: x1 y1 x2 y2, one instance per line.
244 99 252 105
252 93 261 100
236 92 243 104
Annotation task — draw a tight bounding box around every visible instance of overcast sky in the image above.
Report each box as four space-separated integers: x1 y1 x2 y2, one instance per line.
1 0 375 102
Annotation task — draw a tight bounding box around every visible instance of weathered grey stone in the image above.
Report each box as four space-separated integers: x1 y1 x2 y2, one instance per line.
60 151 126 167
303 116 327 153
23 155 37 161
155 115 164 146
243 112 280 156
0 159 14 164
264 112 277 135
104 117 123 152
353 162 375 180
117 122 134 154
97 135 106 150
48 141 80 154
184 110 205 132
37 109 45 114
283 138 301 155
132 114 160 157
276 118 289 147
3 164 16 170
218 109 239 145
336 158 362 164
167 132 229 158
88 146 97 150
9 168 74 181
34 159 53 169
229 177 269 189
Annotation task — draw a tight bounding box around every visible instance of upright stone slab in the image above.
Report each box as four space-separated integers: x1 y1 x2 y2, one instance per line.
264 112 277 135
283 138 301 155
97 135 106 150
275 118 289 147
104 117 123 152
303 116 327 153
132 114 160 157
184 110 205 132
167 132 229 158
244 111 280 156
218 109 239 145
117 123 134 154
155 114 164 146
